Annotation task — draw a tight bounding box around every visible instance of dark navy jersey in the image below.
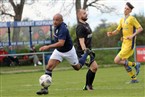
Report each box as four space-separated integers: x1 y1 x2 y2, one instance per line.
54 22 73 52
76 22 92 57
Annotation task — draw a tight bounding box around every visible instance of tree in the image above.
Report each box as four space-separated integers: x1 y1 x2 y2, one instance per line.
92 20 119 48
74 0 115 22
68 24 77 43
0 0 115 43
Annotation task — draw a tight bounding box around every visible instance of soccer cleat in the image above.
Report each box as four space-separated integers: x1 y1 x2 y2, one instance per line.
36 88 48 95
83 85 94 91
130 79 139 83
134 62 141 76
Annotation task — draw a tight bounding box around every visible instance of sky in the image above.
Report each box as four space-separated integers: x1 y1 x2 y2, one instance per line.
1 0 145 30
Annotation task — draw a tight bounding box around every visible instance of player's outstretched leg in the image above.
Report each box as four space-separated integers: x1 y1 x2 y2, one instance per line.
36 70 52 95
36 87 48 95
79 48 93 67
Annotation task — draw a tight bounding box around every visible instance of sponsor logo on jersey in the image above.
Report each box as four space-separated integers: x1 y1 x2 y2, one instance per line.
87 33 92 38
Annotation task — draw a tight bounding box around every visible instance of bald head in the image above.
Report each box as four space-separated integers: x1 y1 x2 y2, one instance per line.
53 13 63 27
77 9 88 22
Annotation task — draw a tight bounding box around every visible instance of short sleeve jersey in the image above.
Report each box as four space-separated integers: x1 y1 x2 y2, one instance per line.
76 22 92 56
54 22 73 52
116 16 141 38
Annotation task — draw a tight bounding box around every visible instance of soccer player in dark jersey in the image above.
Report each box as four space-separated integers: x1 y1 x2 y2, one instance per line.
36 13 90 95
76 9 98 90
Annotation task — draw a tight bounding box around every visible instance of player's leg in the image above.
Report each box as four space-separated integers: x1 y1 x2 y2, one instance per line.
119 49 141 76
65 46 89 70
8 56 16 66
36 49 62 95
77 48 95 69
36 59 60 95
125 61 141 76
14 57 20 65
77 48 93 68
33 55 40 66
45 49 62 76
117 46 140 75
114 55 138 83
83 61 98 90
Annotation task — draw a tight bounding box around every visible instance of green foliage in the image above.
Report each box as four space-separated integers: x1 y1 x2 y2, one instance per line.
134 14 145 45
92 23 121 48
68 24 77 45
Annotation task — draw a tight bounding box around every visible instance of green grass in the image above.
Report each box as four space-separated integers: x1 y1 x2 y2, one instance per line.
0 65 145 97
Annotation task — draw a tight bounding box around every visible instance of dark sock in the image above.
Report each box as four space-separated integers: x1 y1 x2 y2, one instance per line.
124 65 132 72
44 69 52 90
79 53 88 67
90 70 96 85
45 69 52 77
124 60 132 72
86 69 95 86
44 87 48 90
124 62 136 80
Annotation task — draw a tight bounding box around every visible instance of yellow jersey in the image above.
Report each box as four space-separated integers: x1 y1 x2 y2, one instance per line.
116 16 141 59
117 15 141 38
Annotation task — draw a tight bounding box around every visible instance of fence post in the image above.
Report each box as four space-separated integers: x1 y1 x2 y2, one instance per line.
42 52 46 70
134 46 137 62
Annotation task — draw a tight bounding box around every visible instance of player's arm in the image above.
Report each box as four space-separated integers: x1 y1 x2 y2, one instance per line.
107 18 122 37
126 17 143 40
39 39 65 51
107 30 119 37
134 27 143 36
79 38 87 51
133 17 143 36
126 27 143 40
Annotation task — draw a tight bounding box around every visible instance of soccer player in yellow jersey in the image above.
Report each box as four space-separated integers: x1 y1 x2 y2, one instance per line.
107 2 143 83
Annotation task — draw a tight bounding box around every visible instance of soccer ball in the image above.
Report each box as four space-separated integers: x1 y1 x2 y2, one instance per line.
39 74 52 88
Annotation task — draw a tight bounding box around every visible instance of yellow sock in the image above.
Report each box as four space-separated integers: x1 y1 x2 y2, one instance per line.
128 71 136 80
128 61 136 67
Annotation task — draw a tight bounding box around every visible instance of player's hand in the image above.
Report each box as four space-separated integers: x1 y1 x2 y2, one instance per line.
39 46 50 51
126 35 133 40
107 32 112 37
83 48 90 53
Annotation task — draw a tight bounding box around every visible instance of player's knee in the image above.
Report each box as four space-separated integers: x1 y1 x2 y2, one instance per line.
72 65 80 71
92 67 97 72
90 62 98 72
114 59 119 64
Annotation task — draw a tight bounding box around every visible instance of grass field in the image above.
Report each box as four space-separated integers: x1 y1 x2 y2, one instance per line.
0 65 145 97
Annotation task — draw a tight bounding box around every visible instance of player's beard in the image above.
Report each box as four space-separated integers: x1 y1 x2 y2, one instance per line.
82 17 88 21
